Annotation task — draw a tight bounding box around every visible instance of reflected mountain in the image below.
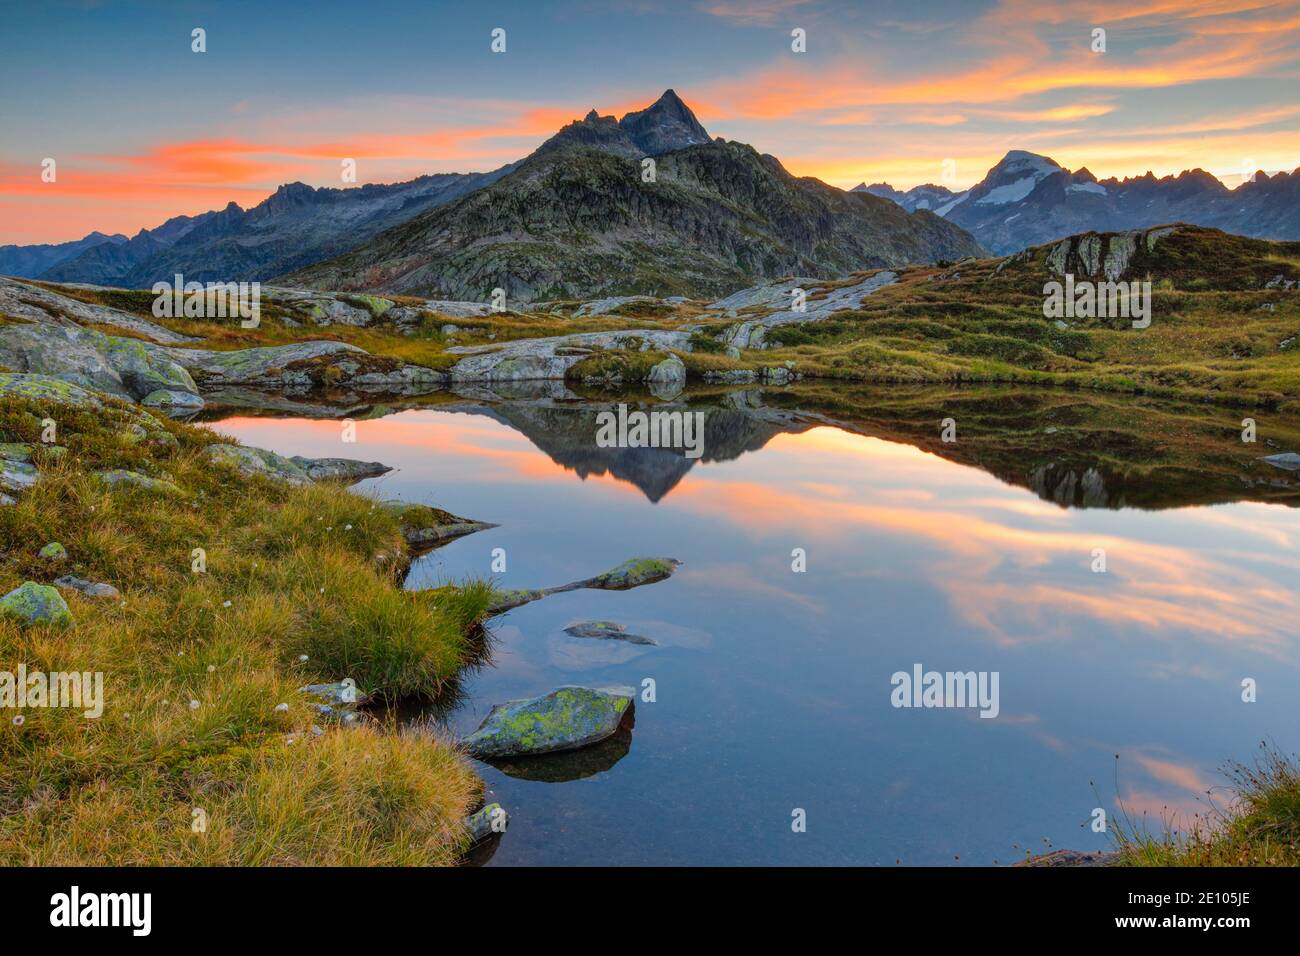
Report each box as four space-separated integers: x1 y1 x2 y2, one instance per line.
201 382 1300 511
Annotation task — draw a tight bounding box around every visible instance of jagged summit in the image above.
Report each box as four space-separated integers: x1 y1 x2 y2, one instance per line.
537 89 712 159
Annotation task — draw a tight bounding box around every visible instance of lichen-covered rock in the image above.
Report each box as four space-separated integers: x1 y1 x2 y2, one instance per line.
142 388 205 409
0 372 104 409
206 443 312 485
462 685 635 758
563 620 655 645
0 459 38 494
464 803 509 842
53 575 121 600
0 581 73 627
96 469 183 496
38 542 68 562
288 456 391 483
646 354 686 400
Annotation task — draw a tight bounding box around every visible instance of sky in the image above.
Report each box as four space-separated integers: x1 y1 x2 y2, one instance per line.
1 0 1298 244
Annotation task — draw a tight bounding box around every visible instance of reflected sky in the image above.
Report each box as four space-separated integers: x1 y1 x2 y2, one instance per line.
213 405 1300 864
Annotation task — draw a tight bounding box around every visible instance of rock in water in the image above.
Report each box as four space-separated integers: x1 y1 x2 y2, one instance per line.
288 456 391 482
462 685 636 758
564 620 656 645
487 557 681 612
464 803 509 843
0 581 74 626
1263 452 1300 472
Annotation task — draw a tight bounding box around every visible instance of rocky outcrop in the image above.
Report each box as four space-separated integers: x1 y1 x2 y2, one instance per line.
0 320 202 407
461 685 635 758
716 271 898 350
446 329 692 383
206 443 390 486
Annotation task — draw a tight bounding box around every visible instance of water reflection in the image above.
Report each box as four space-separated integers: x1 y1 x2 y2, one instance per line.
209 384 1300 865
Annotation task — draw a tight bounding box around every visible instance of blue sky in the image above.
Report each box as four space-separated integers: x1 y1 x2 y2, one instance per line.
3 0 1298 242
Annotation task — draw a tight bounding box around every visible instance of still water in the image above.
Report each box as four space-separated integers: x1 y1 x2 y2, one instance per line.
209 388 1300 865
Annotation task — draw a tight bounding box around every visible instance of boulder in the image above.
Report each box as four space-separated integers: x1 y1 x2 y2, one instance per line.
462 685 635 758
288 456 391 482
0 581 73 627
38 542 68 562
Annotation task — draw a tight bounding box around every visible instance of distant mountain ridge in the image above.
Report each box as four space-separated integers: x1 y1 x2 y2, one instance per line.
866 150 1300 254
0 231 126 279
282 91 984 301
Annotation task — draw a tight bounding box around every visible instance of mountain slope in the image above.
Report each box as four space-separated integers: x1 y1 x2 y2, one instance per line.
0 231 126 278
41 173 502 287
282 139 985 301
869 150 1300 254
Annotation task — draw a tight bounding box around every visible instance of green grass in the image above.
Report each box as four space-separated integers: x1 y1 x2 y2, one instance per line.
0 393 491 864
1111 744 1300 866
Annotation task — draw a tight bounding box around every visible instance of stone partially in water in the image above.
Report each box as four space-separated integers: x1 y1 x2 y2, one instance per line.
0 581 73 627
564 620 656 645
288 456 391 482
487 557 681 613
464 803 509 843
462 685 636 758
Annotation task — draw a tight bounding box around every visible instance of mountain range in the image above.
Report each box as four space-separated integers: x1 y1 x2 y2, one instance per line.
854 150 1300 254
5 90 1297 294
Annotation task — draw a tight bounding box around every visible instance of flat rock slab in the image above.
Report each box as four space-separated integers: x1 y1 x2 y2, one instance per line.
53 576 121 600
462 685 635 758
564 620 656 645
288 455 391 482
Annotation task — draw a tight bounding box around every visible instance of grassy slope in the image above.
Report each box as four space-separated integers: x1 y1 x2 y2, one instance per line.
0 394 492 864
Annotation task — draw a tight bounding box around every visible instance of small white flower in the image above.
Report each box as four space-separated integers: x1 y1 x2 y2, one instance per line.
297 655 309 662
274 703 289 713
188 699 200 710
222 600 232 608
12 715 24 727
207 664 216 672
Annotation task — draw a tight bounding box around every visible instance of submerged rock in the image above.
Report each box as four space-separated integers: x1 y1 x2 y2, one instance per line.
488 557 681 613
0 581 73 627
563 620 656 645
53 575 121 600
462 685 636 758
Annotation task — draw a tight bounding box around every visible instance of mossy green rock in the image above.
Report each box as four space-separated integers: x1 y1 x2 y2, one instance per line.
38 542 67 561
462 685 635 758
487 557 680 613
96 469 183 497
0 581 73 627
464 803 509 843
0 442 33 462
